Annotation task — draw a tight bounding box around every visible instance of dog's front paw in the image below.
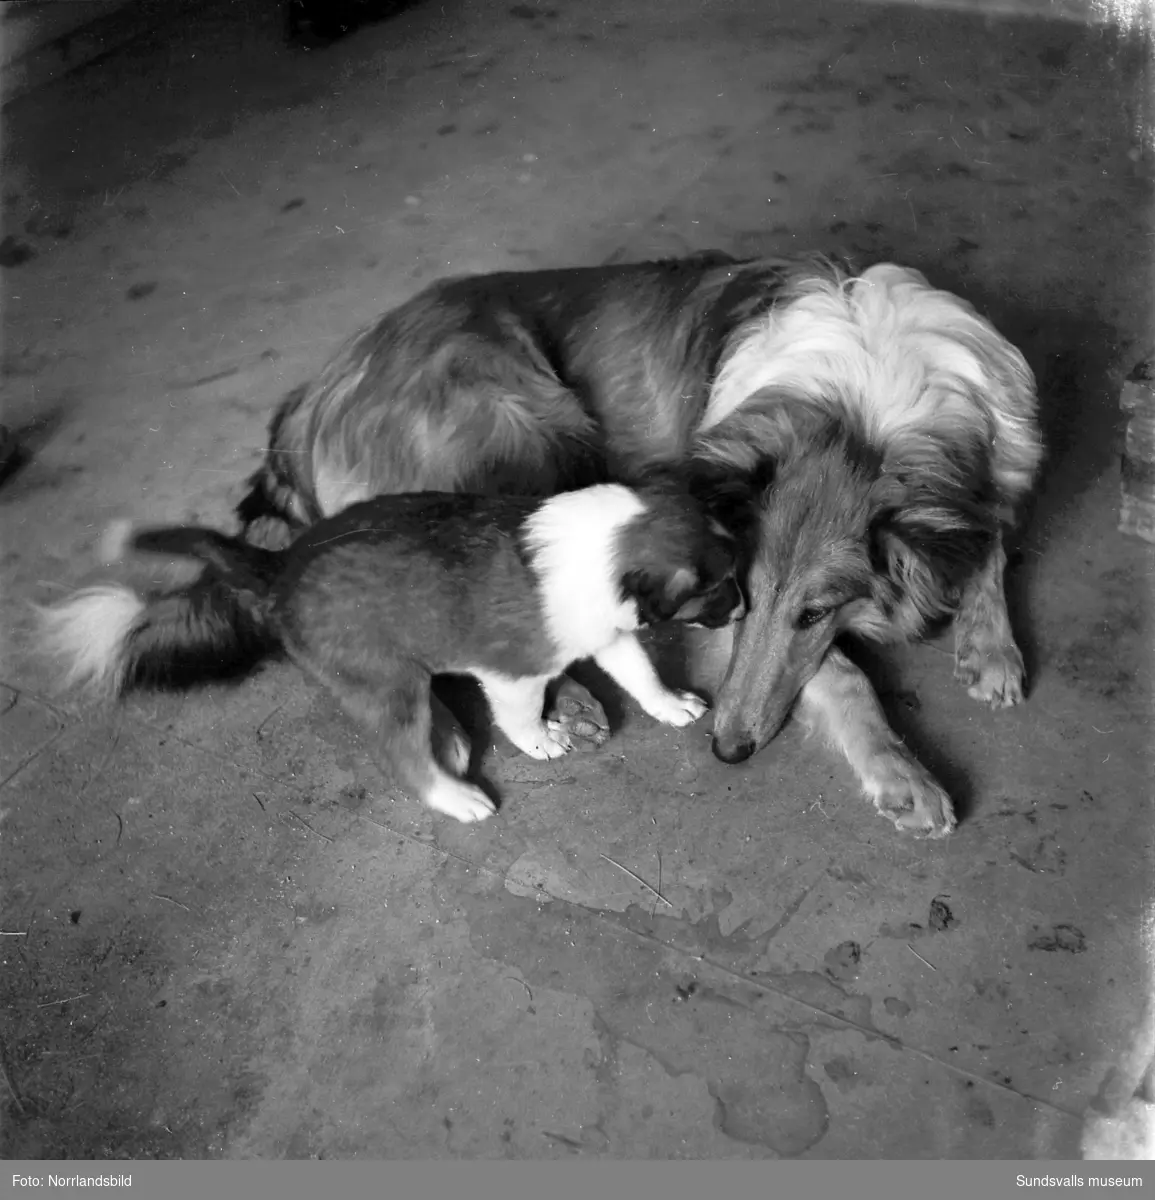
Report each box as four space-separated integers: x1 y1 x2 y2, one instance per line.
646 689 710 728
863 750 957 839
547 675 610 749
955 636 1026 708
510 721 574 761
424 777 497 824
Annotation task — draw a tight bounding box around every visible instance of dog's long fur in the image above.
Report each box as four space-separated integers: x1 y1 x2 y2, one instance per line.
38 485 744 824
236 253 1042 837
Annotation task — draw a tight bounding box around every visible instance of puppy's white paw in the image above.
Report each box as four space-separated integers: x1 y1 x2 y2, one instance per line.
540 720 575 757
863 750 956 839
424 777 497 824
510 721 574 761
646 689 710 728
955 638 1026 709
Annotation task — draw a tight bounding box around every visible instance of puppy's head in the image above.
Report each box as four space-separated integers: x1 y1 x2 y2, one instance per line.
617 486 747 629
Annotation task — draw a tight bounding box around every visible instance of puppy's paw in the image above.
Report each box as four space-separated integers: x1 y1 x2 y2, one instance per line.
863 751 957 839
509 721 574 761
955 636 1026 709
424 777 497 824
541 720 575 757
547 675 610 749
646 689 710 728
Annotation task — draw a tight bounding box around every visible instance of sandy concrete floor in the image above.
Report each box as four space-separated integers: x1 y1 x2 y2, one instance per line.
1 0 1152 1160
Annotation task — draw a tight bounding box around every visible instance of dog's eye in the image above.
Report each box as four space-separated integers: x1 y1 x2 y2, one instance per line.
796 606 830 631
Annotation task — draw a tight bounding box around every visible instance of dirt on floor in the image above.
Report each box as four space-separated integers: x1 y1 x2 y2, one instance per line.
0 0 1152 1160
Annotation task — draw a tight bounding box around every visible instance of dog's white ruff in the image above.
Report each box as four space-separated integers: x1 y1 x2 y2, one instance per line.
704 263 1039 498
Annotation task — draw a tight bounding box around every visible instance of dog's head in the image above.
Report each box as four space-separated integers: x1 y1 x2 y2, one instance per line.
690 395 997 764
617 484 747 630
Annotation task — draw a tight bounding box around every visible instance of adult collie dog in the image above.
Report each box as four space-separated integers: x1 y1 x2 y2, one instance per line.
236 252 1042 838
37 485 745 824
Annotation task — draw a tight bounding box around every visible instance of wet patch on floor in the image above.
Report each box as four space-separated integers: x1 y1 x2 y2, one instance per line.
822 940 863 983
465 884 831 1155
0 236 36 267
1028 924 1087 954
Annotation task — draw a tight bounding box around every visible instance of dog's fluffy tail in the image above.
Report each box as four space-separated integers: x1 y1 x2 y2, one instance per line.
36 525 284 696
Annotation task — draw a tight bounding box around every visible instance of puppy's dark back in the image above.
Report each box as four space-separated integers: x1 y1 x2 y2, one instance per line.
273 492 557 676
284 492 538 563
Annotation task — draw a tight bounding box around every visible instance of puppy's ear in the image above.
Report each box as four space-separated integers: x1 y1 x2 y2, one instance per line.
683 461 770 542
620 567 697 626
629 463 686 496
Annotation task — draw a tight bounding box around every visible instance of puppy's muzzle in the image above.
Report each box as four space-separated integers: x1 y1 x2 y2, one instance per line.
686 577 747 629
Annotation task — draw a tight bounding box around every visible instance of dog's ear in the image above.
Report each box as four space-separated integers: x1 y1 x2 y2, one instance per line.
869 487 996 627
693 390 838 468
747 391 840 454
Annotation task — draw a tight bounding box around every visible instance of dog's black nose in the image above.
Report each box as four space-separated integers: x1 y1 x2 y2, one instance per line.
712 736 755 764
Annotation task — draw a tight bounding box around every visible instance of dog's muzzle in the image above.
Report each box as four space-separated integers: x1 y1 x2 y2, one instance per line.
711 734 756 764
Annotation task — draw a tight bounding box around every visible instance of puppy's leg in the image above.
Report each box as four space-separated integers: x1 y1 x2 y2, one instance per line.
594 633 708 727
548 675 611 749
430 692 471 776
954 531 1026 708
797 648 956 838
684 623 736 695
475 670 574 760
329 666 495 824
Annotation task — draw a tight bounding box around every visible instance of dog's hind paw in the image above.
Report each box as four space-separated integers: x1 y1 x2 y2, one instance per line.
547 675 610 749
424 777 497 824
864 753 957 839
955 637 1026 709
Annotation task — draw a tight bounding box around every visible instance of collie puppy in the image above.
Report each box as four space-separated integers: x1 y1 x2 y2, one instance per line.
37 485 745 824
236 253 1042 837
